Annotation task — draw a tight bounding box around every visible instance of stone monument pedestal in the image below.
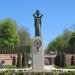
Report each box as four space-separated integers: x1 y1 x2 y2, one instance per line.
32 37 44 70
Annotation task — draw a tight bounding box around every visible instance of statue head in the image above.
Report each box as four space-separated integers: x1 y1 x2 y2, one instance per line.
33 10 43 18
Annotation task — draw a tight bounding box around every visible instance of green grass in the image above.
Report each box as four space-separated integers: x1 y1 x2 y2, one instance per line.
54 65 75 69
65 66 75 69
1 65 16 68
0 65 30 69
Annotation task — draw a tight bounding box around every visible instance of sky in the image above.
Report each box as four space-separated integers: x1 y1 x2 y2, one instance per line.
0 0 75 47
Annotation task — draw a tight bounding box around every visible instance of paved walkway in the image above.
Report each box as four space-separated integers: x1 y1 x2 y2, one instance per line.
25 65 57 71
0 65 75 72
44 65 56 71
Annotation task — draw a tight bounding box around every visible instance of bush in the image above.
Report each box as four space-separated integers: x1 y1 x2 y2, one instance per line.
65 66 75 69
71 55 75 66
2 65 16 68
61 52 66 67
54 52 61 66
22 53 27 67
59 71 75 75
54 52 66 67
17 53 22 68
12 56 16 65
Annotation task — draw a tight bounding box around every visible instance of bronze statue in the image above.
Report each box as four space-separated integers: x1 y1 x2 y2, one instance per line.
33 10 43 36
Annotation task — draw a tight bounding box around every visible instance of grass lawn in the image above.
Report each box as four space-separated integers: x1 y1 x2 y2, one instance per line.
65 66 75 69
54 65 75 69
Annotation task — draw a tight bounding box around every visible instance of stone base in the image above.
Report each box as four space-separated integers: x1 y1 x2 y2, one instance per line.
25 65 56 72
32 37 44 70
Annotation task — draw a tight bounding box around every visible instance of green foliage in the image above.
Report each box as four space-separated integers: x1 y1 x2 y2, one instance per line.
54 52 66 67
0 18 20 46
47 36 65 52
17 53 22 68
0 71 75 75
65 66 75 69
47 29 74 53
18 28 32 51
0 18 32 53
12 56 16 65
54 52 61 66
0 45 31 54
62 29 72 53
59 71 75 75
2 65 16 68
69 32 75 53
22 53 27 67
71 55 75 65
61 52 66 67
69 32 75 45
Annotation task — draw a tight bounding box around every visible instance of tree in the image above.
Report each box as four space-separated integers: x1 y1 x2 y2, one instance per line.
12 56 16 65
47 29 73 53
71 55 75 65
22 53 27 67
54 52 61 66
54 52 66 67
0 18 20 46
62 29 72 53
17 53 22 67
47 36 65 52
69 32 75 53
61 52 66 67
18 27 32 52
0 18 32 54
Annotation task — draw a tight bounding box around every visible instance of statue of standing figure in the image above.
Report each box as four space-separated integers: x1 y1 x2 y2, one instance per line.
33 10 43 36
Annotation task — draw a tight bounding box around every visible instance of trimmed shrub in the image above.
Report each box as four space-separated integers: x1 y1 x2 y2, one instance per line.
71 55 75 66
54 52 66 67
22 53 27 67
59 71 75 75
65 66 75 69
17 53 22 68
61 52 66 67
12 56 16 65
54 52 61 66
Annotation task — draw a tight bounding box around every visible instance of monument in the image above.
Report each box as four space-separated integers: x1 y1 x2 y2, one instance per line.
32 10 44 70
